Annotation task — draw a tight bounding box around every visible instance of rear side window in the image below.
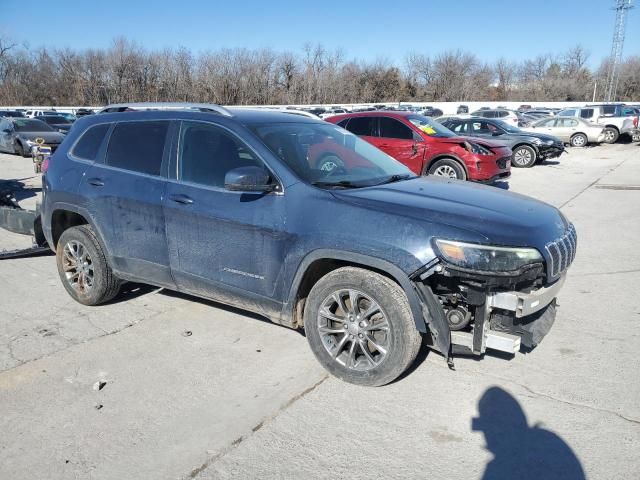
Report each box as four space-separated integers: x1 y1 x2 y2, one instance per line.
105 121 169 176
336 119 349 128
344 117 375 136
602 106 616 116
71 124 110 161
579 109 594 119
379 117 414 139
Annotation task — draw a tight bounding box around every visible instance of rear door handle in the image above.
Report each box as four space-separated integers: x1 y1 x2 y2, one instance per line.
88 178 104 187
169 194 193 205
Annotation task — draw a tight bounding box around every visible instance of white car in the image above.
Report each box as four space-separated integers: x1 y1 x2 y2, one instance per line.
319 108 348 119
522 116 604 147
470 109 520 126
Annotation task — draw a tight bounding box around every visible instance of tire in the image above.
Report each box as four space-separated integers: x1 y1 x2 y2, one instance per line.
56 225 121 306
570 133 588 147
304 267 422 386
427 158 466 180
512 145 537 168
14 141 28 158
602 127 619 144
631 132 640 143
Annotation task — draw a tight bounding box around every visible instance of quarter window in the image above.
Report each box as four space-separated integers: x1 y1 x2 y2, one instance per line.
105 121 169 176
178 121 263 188
71 124 110 161
379 117 414 140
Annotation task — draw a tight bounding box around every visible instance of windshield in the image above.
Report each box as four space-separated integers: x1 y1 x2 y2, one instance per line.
251 122 414 188
42 116 71 124
13 119 55 132
406 115 456 138
492 119 521 133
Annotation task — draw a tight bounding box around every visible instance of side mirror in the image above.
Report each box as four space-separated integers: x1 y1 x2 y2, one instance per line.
224 166 275 192
1 128 11 134
492 131 503 136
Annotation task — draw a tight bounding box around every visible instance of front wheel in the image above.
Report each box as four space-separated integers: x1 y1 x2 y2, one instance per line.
304 267 422 386
512 145 537 168
14 142 29 158
427 158 466 180
570 133 588 147
56 225 121 305
602 127 619 144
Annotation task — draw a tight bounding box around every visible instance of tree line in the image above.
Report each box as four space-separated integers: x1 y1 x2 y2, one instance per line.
0 37 638 106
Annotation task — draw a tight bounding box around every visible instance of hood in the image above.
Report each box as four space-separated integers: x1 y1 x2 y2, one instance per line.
17 131 65 144
331 176 568 251
515 130 563 143
438 135 507 149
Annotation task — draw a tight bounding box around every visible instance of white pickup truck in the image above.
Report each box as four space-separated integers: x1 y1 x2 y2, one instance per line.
558 104 640 143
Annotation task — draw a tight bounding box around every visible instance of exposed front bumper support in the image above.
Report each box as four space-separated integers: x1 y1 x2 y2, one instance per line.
488 274 566 317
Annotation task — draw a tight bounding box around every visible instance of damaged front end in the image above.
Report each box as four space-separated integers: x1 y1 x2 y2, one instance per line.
411 230 576 367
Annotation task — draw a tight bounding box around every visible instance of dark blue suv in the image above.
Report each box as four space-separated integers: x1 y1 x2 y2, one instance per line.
42 103 576 386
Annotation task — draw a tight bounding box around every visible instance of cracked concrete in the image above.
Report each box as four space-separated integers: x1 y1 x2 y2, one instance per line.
1 143 640 479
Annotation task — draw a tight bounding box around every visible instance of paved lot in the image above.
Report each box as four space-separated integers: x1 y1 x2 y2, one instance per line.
1 143 639 479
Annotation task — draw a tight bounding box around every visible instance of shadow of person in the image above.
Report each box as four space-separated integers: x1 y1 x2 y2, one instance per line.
472 387 585 480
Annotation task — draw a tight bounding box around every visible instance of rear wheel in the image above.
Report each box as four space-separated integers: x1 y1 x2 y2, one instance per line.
427 158 466 180
512 145 537 168
304 267 422 386
602 127 619 144
631 132 640 143
570 133 588 147
56 225 121 305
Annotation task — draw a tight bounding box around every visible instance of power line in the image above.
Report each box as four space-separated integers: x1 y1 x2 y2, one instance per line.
606 0 634 102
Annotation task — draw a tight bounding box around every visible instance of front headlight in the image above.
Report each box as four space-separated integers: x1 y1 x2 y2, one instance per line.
464 142 492 155
545 139 555 145
532 138 543 145
434 239 543 272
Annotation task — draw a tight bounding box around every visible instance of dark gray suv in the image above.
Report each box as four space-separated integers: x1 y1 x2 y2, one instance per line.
440 117 565 167
42 103 576 386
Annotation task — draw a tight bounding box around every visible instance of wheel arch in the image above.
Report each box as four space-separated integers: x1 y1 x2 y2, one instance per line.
48 203 107 252
283 249 427 333
603 124 620 132
423 154 469 178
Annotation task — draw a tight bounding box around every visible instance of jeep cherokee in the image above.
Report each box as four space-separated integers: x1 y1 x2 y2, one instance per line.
42 102 576 386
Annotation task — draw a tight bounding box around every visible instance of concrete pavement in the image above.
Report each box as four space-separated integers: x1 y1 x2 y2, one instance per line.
1 143 639 479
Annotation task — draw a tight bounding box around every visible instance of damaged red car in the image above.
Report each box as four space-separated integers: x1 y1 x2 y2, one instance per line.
326 111 511 183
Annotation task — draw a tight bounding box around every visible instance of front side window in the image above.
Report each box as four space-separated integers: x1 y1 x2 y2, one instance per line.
443 121 465 134
536 119 556 127
105 121 169 176
72 124 110 161
559 109 576 117
178 121 263 188
252 122 412 188
379 117 414 140
344 116 375 136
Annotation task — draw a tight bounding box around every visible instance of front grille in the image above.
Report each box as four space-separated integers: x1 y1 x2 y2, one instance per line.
545 223 577 278
496 156 511 169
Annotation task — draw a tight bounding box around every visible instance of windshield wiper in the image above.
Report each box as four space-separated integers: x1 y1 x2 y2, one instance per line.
311 180 362 189
373 174 416 186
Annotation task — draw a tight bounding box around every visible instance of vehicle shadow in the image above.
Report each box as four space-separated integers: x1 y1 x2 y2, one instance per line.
0 179 41 203
492 181 510 190
158 288 305 334
104 282 161 305
472 386 585 480
539 160 560 166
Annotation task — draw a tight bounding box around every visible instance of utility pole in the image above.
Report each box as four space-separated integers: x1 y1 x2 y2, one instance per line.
606 0 634 102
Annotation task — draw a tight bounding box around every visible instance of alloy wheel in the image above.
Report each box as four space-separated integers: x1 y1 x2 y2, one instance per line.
317 288 390 371
604 130 616 142
513 148 532 166
433 165 458 178
62 240 94 293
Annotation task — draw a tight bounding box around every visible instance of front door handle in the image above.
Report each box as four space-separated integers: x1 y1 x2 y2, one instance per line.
88 178 104 187
169 194 193 205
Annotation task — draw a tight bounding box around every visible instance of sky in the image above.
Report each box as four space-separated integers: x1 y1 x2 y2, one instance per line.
2 0 639 67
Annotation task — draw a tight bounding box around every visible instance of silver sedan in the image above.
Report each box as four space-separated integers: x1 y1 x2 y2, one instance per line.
522 116 604 147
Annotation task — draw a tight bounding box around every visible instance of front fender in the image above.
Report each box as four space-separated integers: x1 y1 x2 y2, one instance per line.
283 249 428 333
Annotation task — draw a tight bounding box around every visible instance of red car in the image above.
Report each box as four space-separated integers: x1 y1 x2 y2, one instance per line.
326 111 511 182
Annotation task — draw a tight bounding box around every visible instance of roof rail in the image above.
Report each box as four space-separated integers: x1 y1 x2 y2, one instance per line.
98 102 233 116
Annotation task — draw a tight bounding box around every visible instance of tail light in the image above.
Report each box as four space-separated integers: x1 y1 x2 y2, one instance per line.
634 116 638 128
